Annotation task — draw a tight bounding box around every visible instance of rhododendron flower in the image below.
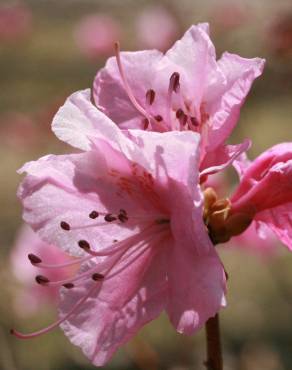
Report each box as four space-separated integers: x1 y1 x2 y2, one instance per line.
74 14 120 59
15 116 226 365
231 143 292 249
204 172 277 257
0 3 32 43
205 143 292 249
10 225 75 316
135 6 179 51
92 23 264 169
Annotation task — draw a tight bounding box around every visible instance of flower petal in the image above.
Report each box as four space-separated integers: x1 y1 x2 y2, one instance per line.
59 246 167 365
18 153 148 256
52 89 117 151
256 204 292 250
93 49 164 128
166 179 226 334
200 138 251 177
205 52 265 150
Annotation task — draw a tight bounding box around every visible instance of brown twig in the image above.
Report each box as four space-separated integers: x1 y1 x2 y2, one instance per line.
204 313 223 370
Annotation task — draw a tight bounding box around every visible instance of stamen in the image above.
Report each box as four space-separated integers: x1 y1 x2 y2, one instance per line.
167 72 180 130
92 273 104 281
10 282 99 340
154 115 163 122
35 275 50 285
28 254 42 264
146 89 155 105
118 209 128 223
89 211 99 219
169 72 180 93
176 109 184 119
142 118 149 130
78 240 90 250
63 283 74 289
114 42 150 119
190 116 199 127
31 255 90 270
104 214 117 222
60 221 70 231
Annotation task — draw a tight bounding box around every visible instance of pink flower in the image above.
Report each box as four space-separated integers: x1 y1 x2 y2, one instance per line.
15 115 226 365
74 14 120 59
10 225 76 316
135 6 179 51
268 13 292 57
0 3 32 43
204 172 277 258
92 23 264 169
206 144 292 248
230 144 292 250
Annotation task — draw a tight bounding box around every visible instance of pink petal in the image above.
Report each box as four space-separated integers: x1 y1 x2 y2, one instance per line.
256 204 292 250
205 52 265 150
200 138 251 177
18 153 146 256
52 89 117 151
165 23 220 107
59 247 167 365
167 247 226 334
166 180 226 334
93 49 164 128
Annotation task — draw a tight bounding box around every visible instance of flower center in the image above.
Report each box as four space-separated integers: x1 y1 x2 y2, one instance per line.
203 187 253 244
113 42 210 133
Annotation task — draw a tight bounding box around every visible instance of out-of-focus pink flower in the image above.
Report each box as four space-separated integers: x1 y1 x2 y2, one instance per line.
230 144 292 250
268 13 292 57
92 23 264 171
135 6 179 51
74 14 120 59
210 2 249 31
10 225 75 317
0 3 32 43
0 112 40 150
15 110 226 365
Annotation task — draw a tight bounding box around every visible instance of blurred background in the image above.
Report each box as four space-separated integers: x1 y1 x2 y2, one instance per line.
1 0 292 369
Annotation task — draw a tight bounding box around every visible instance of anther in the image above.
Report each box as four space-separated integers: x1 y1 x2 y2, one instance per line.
92 273 105 281
28 253 42 264
89 211 99 219
154 115 163 122
63 283 74 289
176 109 184 119
35 275 50 285
146 89 155 105
142 118 149 130
190 117 199 126
78 240 90 250
60 221 70 231
118 214 128 223
179 113 188 126
155 218 170 225
104 214 117 222
169 72 180 93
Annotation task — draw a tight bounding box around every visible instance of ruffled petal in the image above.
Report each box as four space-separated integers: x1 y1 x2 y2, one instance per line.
93 50 164 128
256 204 292 250
60 246 167 365
18 153 150 256
205 52 265 150
166 180 226 334
200 138 251 177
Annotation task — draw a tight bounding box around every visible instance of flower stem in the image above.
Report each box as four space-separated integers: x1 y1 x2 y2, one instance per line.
204 313 223 370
